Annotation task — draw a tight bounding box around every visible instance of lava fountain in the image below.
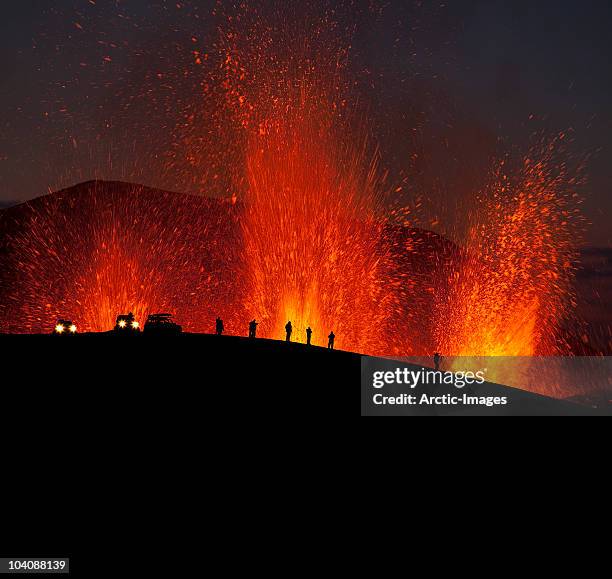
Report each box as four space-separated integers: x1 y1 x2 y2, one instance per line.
210 7 399 352
241 89 396 351
0 181 245 334
435 135 584 358
0 1 595 388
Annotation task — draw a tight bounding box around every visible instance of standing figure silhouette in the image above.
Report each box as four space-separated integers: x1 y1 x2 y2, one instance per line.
216 318 224 336
434 353 442 372
328 332 336 350
249 320 258 339
306 327 313 346
285 321 293 342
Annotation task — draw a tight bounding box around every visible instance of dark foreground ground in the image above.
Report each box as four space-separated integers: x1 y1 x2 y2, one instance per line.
0 333 606 416
0 332 606 565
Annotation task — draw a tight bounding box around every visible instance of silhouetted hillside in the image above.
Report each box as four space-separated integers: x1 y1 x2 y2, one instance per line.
0 200 20 210
0 180 460 341
0 180 245 334
0 333 604 416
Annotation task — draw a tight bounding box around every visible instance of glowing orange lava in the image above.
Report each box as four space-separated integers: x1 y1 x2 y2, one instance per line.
210 7 401 352
435 137 583 358
240 87 394 351
0 181 246 335
0 4 594 384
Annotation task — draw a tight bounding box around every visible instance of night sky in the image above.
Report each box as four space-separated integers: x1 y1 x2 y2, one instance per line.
1 0 610 246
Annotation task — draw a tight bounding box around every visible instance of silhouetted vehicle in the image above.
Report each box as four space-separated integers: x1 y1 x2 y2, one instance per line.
53 320 78 336
144 314 183 335
114 313 141 334
216 317 225 336
285 321 293 342
328 332 336 350
306 327 313 346
434 353 442 372
249 320 258 339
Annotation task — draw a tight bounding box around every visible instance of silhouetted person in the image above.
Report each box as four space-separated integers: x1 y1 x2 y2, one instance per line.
249 320 258 339
216 318 224 336
434 353 442 372
285 321 293 342
306 327 313 346
328 332 336 350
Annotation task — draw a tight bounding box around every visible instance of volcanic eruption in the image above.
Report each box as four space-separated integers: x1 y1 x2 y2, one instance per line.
0 181 246 335
0 1 601 397
435 135 585 359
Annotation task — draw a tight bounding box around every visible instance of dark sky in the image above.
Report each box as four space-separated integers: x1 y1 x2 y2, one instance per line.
0 0 610 245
